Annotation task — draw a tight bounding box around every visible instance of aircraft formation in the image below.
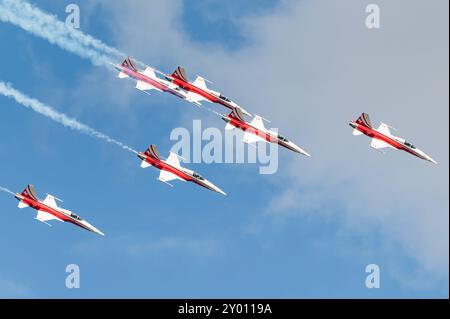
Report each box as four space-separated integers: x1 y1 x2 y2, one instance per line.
0 56 437 236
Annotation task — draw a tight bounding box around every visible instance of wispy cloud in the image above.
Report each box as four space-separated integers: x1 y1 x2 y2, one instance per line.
0 278 31 298
73 235 219 259
96 0 448 289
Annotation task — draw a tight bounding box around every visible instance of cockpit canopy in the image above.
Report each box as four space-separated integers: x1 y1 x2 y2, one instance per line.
404 141 416 149
193 173 205 181
219 94 231 102
70 213 82 221
278 134 289 142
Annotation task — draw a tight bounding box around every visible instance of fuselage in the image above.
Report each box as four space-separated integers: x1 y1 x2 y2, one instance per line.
350 122 437 163
138 153 226 194
15 194 103 235
168 77 238 111
223 116 310 156
115 65 187 99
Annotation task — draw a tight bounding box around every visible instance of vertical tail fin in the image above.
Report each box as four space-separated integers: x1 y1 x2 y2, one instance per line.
20 184 39 201
229 107 246 123
355 113 373 128
144 144 162 161
121 57 138 72
171 66 188 82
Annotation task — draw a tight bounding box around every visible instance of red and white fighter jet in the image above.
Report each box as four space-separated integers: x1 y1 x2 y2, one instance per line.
222 108 311 156
165 66 251 116
137 145 226 195
14 185 104 235
349 113 437 164
113 57 199 105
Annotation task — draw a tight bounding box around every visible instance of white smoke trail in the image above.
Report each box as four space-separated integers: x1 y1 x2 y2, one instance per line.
0 0 124 66
0 81 138 154
0 185 15 195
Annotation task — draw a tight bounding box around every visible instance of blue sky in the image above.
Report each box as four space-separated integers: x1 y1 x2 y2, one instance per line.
0 0 448 298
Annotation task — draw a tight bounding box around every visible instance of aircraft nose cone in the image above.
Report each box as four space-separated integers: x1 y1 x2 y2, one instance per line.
297 147 311 157
83 221 105 236
417 149 438 164
426 156 438 164
91 226 105 236
290 142 311 157
215 187 227 196
96 230 105 236
204 180 227 196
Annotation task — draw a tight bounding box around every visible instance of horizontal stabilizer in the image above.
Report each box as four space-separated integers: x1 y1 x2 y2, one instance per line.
118 72 129 79
141 160 152 168
225 122 235 130
18 201 29 209
352 129 363 136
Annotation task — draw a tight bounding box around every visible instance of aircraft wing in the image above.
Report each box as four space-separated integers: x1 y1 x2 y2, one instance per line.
371 138 391 150
377 123 392 136
158 170 184 183
142 67 157 80
141 160 152 168
186 91 208 104
166 152 182 168
243 132 265 144
135 80 161 92
192 76 208 90
36 210 63 223
225 122 235 130
250 116 266 131
43 194 59 209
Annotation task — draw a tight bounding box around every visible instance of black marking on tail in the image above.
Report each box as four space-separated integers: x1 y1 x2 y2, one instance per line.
230 107 246 123
121 57 138 72
21 185 38 201
356 113 373 128
145 144 162 161
171 66 188 82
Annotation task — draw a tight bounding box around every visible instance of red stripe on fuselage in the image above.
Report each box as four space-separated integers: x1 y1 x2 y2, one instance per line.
120 67 167 91
142 155 218 192
20 198 90 231
355 124 426 160
143 155 193 182
171 78 234 110
227 117 297 152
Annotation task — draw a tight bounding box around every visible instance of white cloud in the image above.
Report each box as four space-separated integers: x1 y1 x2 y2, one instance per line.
0 278 31 298
79 0 448 288
73 235 219 259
